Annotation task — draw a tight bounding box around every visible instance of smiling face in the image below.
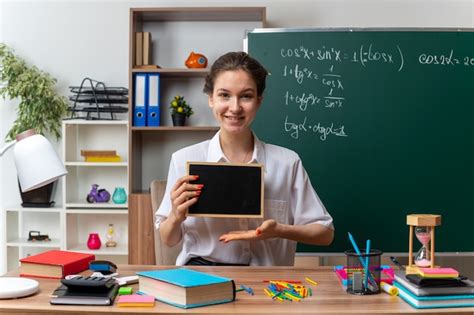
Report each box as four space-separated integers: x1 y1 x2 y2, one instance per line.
208 69 262 135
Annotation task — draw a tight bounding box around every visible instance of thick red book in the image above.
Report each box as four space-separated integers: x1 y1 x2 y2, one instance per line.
19 250 95 279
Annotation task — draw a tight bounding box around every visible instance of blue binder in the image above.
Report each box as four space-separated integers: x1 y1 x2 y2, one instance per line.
146 73 160 126
133 73 147 126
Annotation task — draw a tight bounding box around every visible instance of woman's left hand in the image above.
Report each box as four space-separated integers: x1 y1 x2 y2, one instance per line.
219 219 279 243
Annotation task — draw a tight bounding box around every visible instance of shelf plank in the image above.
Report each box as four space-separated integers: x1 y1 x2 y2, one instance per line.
131 126 219 131
62 119 128 125
65 202 128 209
66 209 128 214
67 243 128 255
131 68 208 78
132 7 266 22
65 162 128 167
5 206 63 212
6 238 61 248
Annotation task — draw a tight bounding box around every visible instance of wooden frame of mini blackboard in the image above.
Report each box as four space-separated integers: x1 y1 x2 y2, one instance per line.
186 162 264 218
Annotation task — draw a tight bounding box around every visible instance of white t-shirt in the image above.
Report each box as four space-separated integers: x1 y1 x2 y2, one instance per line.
156 131 334 266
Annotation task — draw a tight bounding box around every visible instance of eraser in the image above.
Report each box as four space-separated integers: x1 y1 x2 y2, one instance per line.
118 287 133 295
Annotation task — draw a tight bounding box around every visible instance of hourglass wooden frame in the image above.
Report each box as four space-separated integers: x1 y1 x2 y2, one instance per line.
406 214 441 273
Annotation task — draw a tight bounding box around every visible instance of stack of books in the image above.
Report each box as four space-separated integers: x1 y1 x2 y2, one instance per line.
394 268 474 309
134 32 159 69
81 150 122 162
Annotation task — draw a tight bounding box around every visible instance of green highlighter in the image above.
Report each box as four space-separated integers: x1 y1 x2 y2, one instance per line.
118 287 133 295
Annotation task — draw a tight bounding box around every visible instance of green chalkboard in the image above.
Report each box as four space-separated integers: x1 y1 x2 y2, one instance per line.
248 29 474 253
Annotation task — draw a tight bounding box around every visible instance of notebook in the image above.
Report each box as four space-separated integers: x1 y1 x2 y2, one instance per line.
394 282 474 309
50 284 118 306
394 270 474 296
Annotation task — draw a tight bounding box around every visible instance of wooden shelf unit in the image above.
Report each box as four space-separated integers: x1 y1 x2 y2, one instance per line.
62 120 129 261
127 7 266 264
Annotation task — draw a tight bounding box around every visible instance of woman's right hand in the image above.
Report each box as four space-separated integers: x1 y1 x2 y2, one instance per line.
170 175 202 223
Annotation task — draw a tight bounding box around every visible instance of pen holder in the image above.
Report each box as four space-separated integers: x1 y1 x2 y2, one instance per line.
344 249 382 295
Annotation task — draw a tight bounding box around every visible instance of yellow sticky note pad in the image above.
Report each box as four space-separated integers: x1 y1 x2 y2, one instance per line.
117 294 155 307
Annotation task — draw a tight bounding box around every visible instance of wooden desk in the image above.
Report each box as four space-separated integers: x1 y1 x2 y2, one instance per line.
1 265 473 314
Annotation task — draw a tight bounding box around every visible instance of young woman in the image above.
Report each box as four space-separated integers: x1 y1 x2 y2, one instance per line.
156 52 334 266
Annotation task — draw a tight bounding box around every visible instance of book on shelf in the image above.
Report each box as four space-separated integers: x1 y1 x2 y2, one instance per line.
50 284 118 306
394 269 474 296
135 32 143 66
142 32 151 65
136 268 236 309
80 150 117 157
84 155 122 162
394 282 474 309
20 250 95 279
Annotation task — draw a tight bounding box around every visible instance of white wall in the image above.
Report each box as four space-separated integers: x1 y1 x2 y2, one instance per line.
1 0 472 274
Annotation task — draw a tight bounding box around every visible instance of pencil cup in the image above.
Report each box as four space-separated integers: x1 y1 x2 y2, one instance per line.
344 249 382 295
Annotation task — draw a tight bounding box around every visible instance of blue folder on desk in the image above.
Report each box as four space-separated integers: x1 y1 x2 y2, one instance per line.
146 73 160 126
133 73 147 126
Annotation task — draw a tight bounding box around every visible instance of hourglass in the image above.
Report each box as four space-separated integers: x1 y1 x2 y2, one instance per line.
406 214 441 274
414 226 432 267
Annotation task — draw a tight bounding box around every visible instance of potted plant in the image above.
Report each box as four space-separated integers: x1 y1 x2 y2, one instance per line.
0 43 68 141
0 43 68 206
169 95 193 126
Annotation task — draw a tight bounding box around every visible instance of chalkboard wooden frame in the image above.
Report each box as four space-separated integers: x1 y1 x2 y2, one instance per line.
186 162 264 218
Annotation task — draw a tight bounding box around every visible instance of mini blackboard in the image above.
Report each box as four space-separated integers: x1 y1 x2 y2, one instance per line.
187 162 264 218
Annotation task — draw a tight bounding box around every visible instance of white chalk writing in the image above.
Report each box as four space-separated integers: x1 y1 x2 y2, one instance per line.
280 44 405 72
284 116 347 141
284 91 322 111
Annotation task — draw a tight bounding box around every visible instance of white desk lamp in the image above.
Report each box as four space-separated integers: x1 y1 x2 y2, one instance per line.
0 129 67 193
0 129 66 298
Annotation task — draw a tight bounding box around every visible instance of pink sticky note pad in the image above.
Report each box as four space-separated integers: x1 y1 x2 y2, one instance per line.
118 294 155 303
419 267 459 275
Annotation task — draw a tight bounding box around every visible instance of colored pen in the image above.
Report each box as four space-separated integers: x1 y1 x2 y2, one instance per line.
390 256 405 270
364 239 371 290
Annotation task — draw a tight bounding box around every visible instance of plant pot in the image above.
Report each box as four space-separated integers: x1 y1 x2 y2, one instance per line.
172 113 186 126
19 180 56 207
